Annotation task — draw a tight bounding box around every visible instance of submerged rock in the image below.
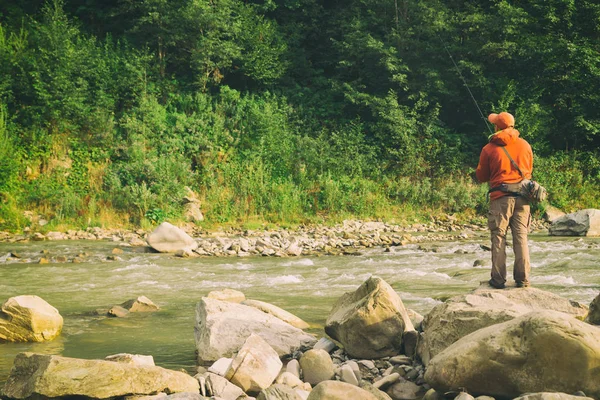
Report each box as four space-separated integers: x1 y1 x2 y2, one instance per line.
120 296 160 312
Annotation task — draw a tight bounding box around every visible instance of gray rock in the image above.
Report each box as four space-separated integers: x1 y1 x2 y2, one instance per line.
195 297 316 363
147 222 198 253
549 209 600 236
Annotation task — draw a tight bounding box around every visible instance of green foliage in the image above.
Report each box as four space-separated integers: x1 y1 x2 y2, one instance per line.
1 0 599 230
145 208 166 224
0 104 20 193
533 152 600 211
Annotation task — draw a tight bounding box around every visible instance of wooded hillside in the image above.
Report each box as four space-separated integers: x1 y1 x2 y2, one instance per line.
1 0 599 229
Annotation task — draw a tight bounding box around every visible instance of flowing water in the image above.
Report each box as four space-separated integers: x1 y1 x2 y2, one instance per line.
1 233 600 385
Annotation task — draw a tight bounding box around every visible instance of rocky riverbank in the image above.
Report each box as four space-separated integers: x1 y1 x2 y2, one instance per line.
2 276 599 400
0 218 552 261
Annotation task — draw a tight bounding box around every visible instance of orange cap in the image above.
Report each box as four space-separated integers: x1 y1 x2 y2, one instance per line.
488 112 515 129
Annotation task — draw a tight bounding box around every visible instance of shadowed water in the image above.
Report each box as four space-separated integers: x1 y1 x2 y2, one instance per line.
1 233 599 385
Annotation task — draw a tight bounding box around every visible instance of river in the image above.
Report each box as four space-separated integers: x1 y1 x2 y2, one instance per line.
1 233 599 385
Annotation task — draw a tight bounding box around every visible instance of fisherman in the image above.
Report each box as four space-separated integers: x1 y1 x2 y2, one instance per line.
476 112 533 289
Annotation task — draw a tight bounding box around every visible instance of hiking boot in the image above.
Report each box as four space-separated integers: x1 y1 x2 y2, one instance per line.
488 279 506 289
516 281 530 288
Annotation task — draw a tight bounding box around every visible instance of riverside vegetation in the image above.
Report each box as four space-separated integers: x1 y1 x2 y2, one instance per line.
1 0 600 233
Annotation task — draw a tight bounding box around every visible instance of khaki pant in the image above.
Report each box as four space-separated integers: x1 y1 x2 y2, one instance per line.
488 195 531 286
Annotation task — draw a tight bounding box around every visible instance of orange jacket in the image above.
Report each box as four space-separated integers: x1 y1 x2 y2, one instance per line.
476 128 533 200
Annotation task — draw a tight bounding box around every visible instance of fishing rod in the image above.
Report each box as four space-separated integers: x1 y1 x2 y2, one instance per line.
436 31 495 136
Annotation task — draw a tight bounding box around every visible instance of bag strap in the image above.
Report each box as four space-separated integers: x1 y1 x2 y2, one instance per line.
498 145 524 178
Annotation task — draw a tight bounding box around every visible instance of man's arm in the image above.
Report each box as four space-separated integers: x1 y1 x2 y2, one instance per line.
476 149 490 183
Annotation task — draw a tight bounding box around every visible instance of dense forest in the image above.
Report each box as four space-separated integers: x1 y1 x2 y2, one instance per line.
1 0 599 230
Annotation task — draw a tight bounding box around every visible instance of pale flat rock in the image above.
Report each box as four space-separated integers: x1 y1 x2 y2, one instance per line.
225 334 282 394
1 353 199 399
242 299 309 329
424 311 600 399
147 222 198 253
195 297 316 362
207 358 232 376
204 372 245 399
418 284 588 365
0 295 63 342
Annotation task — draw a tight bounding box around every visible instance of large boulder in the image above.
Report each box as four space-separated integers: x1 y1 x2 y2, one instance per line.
418 284 588 365
0 295 63 342
549 209 600 236
325 276 415 359
424 311 600 399
147 222 198 253
585 292 600 325
307 381 379 400
195 297 316 363
1 353 199 399
299 349 335 385
225 334 282 394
